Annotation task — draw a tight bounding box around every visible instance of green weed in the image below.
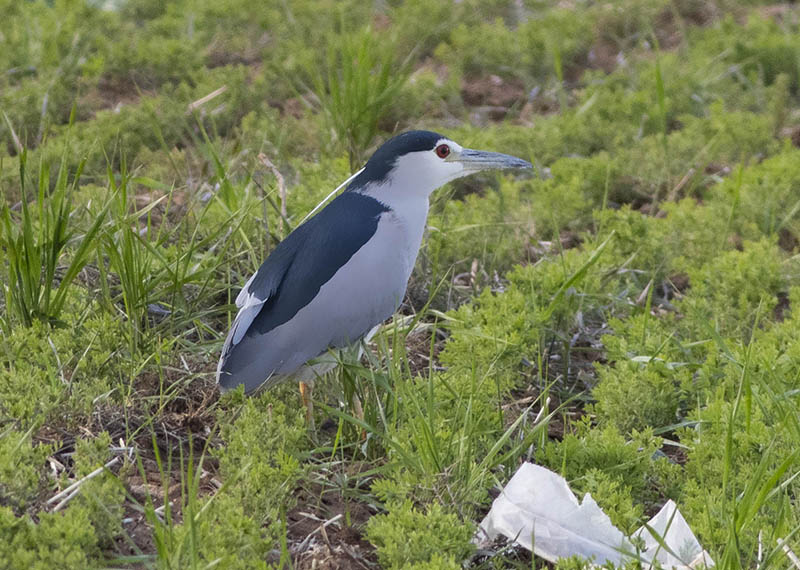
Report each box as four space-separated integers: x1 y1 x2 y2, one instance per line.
0 149 107 329
309 26 413 168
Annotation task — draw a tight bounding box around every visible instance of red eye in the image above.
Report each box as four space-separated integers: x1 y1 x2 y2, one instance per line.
435 144 450 159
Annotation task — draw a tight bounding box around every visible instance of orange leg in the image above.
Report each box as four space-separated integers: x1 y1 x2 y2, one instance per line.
299 381 315 430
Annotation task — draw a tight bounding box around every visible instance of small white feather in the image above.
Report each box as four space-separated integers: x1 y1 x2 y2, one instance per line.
235 272 259 308
230 303 263 345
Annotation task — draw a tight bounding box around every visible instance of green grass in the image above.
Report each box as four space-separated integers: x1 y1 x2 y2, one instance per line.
1 145 107 330
308 25 414 169
2 0 800 568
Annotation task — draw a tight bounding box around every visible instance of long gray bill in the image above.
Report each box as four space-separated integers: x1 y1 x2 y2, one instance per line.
458 148 533 171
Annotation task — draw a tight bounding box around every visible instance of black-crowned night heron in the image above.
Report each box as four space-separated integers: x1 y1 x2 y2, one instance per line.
216 130 531 417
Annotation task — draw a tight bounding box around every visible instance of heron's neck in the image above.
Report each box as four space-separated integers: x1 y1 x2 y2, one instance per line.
357 183 430 246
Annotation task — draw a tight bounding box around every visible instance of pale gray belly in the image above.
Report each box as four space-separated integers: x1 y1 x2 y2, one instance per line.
261 213 420 380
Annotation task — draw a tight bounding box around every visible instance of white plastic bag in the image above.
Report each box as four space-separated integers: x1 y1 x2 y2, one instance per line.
476 463 714 569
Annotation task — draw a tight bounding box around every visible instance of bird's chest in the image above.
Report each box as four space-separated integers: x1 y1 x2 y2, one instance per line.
376 200 429 277
324 201 428 326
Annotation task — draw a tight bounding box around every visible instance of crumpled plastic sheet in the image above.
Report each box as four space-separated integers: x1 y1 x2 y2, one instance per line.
475 462 715 569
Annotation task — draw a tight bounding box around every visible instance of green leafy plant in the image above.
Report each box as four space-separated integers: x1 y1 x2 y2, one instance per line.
311 26 413 168
366 501 475 569
0 149 107 329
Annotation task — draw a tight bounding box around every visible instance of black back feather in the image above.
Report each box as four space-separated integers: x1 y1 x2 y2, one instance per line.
244 192 390 337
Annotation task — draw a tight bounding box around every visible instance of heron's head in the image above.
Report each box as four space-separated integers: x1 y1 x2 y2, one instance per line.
349 130 532 200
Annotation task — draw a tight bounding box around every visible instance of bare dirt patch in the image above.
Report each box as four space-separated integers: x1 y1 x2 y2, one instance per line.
288 462 379 570
461 74 526 122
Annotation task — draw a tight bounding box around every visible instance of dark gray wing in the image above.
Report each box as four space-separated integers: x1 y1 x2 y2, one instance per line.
217 191 389 389
224 220 310 347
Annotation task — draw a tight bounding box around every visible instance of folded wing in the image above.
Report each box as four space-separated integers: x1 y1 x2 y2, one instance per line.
216 192 390 392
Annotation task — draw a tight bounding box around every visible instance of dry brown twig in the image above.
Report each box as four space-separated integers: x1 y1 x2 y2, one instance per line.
293 513 344 553
47 456 121 512
635 279 654 306
187 85 228 112
757 530 763 570
778 538 800 570
2 111 23 155
667 166 696 202
258 152 288 237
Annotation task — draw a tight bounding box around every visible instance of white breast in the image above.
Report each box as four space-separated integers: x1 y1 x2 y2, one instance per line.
311 200 429 347
251 197 430 378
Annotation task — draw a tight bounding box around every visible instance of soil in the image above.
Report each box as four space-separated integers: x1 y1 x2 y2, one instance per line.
288 463 380 569
461 74 527 122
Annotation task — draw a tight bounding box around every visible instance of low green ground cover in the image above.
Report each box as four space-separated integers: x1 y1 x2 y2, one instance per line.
2 0 800 568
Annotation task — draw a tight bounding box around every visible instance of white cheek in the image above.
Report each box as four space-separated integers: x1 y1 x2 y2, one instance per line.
391 153 455 194
444 161 465 182
420 153 463 184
